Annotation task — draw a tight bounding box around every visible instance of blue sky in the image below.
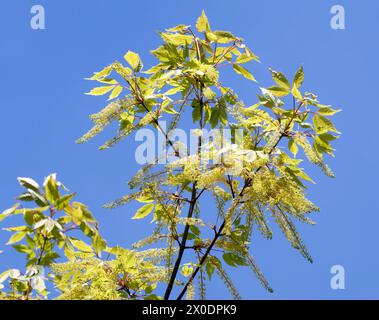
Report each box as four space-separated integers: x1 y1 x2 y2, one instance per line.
1 0 378 299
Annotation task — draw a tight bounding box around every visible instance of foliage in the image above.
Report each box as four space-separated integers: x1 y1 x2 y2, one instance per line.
0 11 340 300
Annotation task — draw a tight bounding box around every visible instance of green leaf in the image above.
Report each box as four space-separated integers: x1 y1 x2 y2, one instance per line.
16 193 35 202
190 225 200 236
266 86 289 97
213 30 236 44
17 177 40 193
40 252 60 266
270 69 290 91
317 106 341 116
132 203 154 220
12 244 31 254
85 85 115 96
293 66 304 88
209 108 219 128
206 263 215 280
318 133 338 143
124 51 142 71
223 252 247 267
222 253 237 267
196 10 211 32
55 193 76 210
232 64 256 82
7 232 26 245
192 105 201 123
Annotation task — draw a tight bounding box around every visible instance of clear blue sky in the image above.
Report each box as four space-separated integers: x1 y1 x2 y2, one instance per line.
1 0 378 299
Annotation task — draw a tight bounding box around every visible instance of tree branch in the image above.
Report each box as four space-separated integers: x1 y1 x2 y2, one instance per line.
176 101 305 299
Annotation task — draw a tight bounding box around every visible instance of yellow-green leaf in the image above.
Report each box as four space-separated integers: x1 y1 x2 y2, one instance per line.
92 232 106 257
124 51 142 71
70 239 93 253
196 10 211 33
291 83 302 100
293 66 304 88
270 69 290 91
313 114 340 134
44 174 59 204
181 265 194 277
235 54 254 64
317 106 341 116
232 64 256 82
86 66 112 80
132 203 154 220
266 86 289 97
0 204 20 222
108 85 123 100
160 33 193 46
7 232 26 245
288 139 299 157
86 85 115 96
